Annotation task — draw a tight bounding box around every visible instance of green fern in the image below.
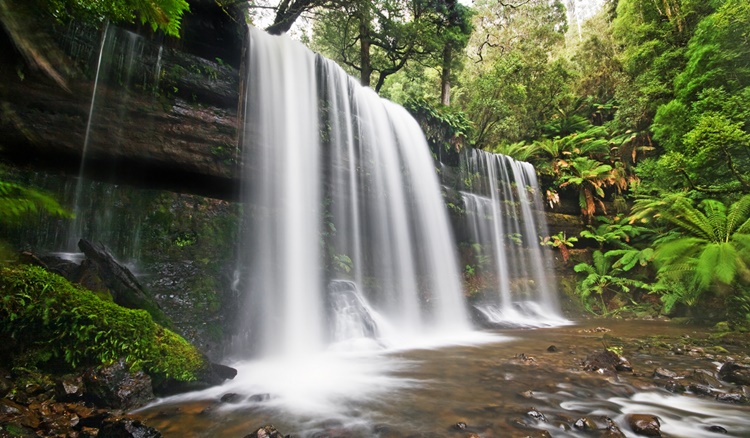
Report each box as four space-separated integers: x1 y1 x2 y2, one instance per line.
651 194 750 316
0 180 73 224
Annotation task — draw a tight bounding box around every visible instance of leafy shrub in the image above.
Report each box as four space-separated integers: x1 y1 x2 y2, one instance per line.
0 265 206 381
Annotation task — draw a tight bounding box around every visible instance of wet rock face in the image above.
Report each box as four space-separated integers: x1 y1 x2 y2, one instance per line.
83 360 154 410
0 22 241 201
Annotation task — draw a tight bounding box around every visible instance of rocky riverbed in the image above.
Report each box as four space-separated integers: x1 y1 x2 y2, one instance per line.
3 320 750 437
126 320 750 438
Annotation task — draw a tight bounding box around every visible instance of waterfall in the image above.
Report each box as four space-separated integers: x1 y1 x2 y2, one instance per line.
461 149 567 326
66 26 150 257
236 27 471 359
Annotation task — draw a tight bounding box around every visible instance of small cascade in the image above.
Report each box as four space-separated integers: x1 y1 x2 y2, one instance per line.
461 149 567 326
328 280 381 345
63 25 161 260
235 27 472 360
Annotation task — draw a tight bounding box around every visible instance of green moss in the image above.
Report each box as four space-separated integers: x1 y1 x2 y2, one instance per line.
0 265 206 381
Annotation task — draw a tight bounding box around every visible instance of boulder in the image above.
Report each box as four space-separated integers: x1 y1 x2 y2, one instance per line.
99 417 162 438
583 349 632 373
688 383 717 397
57 374 85 401
625 414 661 437
83 360 155 410
153 361 237 396
220 393 242 404
715 393 747 404
718 362 750 386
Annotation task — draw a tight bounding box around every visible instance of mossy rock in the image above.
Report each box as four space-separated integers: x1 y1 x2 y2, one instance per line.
0 265 208 382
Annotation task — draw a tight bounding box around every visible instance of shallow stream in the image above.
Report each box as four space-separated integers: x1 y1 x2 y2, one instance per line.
133 320 750 437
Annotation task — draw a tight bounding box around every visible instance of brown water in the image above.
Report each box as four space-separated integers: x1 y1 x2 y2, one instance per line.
133 320 750 437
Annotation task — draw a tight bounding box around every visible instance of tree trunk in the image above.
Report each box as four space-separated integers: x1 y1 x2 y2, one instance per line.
440 43 453 106
359 17 372 87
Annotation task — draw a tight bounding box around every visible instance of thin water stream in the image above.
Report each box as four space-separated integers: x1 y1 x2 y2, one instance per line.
134 320 750 437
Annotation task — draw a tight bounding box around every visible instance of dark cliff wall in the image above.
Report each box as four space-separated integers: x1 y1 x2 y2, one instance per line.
0 0 244 200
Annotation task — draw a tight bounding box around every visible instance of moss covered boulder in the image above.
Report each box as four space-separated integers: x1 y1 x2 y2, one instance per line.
0 265 214 386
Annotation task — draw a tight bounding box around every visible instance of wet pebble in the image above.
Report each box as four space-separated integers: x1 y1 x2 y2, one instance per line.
706 425 728 434
248 393 271 402
653 367 677 379
525 407 547 422
243 425 285 438
573 417 595 430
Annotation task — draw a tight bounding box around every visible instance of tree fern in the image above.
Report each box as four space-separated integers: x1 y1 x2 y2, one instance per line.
727 195 750 235
653 195 750 314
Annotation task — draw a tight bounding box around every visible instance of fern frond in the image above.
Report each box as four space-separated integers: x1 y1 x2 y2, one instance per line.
660 197 715 241
654 237 704 267
729 195 750 234
699 199 728 242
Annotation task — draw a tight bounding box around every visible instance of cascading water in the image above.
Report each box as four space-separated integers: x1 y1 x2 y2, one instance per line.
461 148 568 326
236 27 472 360
62 26 158 260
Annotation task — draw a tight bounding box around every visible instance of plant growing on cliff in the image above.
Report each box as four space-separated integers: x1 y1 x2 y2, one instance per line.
0 265 206 381
27 0 190 36
405 98 473 152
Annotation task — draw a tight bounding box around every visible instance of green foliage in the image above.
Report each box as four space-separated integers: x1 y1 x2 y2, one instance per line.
460 0 573 146
405 98 473 151
574 250 648 314
31 0 190 37
0 265 206 381
0 179 73 225
645 0 750 193
311 0 472 92
332 254 353 274
579 216 650 249
491 141 540 163
654 195 750 291
558 157 615 221
540 231 577 264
